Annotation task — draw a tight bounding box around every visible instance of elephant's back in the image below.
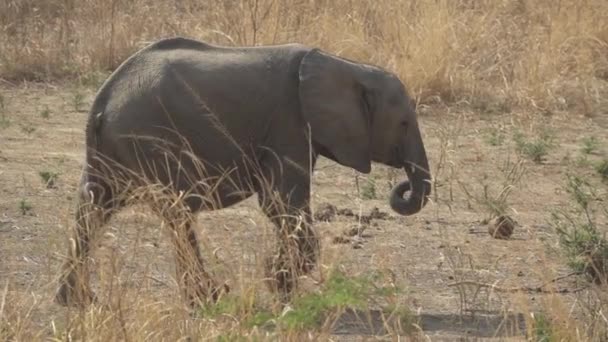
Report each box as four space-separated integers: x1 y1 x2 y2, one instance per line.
88 38 308 204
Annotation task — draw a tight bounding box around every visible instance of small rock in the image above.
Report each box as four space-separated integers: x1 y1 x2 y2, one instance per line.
488 215 516 239
314 203 337 222
517 271 524 277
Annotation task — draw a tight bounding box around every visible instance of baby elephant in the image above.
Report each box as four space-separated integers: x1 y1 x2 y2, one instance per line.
56 37 431 308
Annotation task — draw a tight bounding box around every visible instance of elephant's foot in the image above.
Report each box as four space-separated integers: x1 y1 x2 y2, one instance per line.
55 279 96 307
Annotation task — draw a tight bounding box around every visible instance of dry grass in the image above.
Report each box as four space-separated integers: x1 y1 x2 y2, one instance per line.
1 0 607 113
2 0 608 340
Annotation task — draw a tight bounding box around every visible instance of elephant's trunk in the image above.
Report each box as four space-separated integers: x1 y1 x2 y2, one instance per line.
389 143 431 216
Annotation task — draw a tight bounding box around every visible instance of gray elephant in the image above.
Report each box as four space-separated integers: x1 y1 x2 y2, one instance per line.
56 37 431 308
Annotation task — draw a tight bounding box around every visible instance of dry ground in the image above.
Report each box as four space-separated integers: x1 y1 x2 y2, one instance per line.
1 80 606 340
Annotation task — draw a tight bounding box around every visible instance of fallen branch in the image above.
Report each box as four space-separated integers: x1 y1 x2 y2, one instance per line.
447 271 586 294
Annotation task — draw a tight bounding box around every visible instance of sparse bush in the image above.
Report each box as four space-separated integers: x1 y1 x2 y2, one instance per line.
358 177 377 200
486 127 506 146
552 175 608 283
582 136 600 155
19 199 32 215
0 113 8 129
39 171 59 188
0 94 8 129
596 159 608 181
460 156 526 221
530 312 556 342
514 130 555 163
40 106 51 119
72 91 85 112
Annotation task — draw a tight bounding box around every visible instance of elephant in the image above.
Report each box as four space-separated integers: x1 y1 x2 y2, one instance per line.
55 36 432 308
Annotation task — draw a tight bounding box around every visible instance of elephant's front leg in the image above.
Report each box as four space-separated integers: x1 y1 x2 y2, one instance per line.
257 178 320 302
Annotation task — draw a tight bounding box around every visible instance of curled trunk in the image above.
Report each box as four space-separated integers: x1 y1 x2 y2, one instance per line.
389 161 431 216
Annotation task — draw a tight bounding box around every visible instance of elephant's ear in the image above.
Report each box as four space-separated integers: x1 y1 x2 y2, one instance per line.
298 49 372 174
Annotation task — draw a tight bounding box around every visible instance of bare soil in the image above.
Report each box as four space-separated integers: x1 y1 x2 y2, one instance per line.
1 83 607 340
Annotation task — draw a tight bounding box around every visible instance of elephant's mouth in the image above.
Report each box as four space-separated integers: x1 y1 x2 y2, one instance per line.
386 146 404 168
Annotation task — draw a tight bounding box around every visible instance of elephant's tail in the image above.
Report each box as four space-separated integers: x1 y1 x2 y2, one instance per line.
82 110 106 183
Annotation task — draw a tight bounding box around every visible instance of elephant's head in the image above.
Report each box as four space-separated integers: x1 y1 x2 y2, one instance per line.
298 49 431 216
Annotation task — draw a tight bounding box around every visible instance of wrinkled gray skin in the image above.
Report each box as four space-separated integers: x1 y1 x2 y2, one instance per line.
56 37 431 308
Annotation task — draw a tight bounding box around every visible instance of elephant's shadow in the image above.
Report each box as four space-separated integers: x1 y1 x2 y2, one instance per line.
331 309 527 338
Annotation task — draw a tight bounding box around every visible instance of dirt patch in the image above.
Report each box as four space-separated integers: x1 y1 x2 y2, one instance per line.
0 83 607 339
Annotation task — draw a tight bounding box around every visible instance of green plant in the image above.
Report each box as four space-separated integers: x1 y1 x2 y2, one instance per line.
19 199 32 215
39 171 59 188
195 268 410 334
596 159 608 181
279 270 371 330
531 312 555 342
460 156 526 221
359 177 376 200
513 130 555 164
486 127 506 146
0 113 8 129
0 94 9 129
552 175 608 283
40 106 51 119
72 91 85 112
279 269 408 332
581 136 600 155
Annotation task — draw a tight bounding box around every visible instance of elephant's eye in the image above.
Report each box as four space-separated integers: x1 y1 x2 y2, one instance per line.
400 121 409 130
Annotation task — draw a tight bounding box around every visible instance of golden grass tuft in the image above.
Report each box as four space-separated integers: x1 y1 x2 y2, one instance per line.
1 0 607 113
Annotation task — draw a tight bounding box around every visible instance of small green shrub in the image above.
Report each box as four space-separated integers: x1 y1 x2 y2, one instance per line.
0 113 9 129
39 171 59 188
513 130 555 163
0 94 9 129
19 199 32 215
486 127 506 146
360 178 377 200
552 175 608 283
40 106 51 119
581 136 600 155
531 312 555 342
72 91 85 112
596 159 608 181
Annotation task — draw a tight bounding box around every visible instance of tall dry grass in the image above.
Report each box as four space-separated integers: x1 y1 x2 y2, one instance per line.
1 0 607 114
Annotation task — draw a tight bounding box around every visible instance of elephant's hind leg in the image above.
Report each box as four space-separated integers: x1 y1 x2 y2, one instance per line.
56 175 119 307
160 202 228 308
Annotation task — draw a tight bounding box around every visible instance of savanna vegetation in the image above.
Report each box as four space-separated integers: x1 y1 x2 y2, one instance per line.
1 0 607 340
